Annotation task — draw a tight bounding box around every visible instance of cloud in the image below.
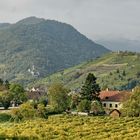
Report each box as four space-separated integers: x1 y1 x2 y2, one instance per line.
0 0 140 40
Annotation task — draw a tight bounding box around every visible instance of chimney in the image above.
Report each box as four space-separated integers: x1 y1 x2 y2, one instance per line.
132 88 134 92
106 88 109 91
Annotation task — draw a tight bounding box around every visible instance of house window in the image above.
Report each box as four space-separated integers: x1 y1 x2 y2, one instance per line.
103 103 106 107
115 104 118 108
110 104 112 108
105 97 109 99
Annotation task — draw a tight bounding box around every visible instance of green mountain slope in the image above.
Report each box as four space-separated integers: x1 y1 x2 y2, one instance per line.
33 52 140 90
0 23 11 29
0 17 109 85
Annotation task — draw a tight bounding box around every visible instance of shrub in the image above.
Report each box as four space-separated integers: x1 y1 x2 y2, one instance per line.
39 96 48 107
0 91 13 109
116 69 120 73
11 102 36 121
0 113 11 122
36 104 48 119
122 70 126 76
30 100 38 109
19 103 36 119
90 100 104 115
45 105 60 115
77 99 91 112
70 94 80 110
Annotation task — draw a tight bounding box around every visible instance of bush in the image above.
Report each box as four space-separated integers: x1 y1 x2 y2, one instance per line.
39 96 48 107
11 102 50 121
19 103 36 119
29 100 38 109
45 105 61 115
90 100 104 115
0 113 11 122
11 102 36 121
77 99 91 112
0 91 13 109
36 104 48 119
70 94 80 110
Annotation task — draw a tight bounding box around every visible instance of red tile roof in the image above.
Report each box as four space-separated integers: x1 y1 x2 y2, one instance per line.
99 90 131 102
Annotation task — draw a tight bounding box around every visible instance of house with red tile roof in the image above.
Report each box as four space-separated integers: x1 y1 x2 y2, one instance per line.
99 89 131 113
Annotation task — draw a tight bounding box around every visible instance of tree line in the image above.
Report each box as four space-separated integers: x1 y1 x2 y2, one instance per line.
0 79 27 109
0 72 140 121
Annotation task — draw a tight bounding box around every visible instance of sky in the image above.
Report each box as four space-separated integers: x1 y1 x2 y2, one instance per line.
0 0 140 41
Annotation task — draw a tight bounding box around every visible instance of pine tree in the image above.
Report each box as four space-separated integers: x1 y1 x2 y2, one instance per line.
5 80 10 89
80 73 100 101
0 78 3 85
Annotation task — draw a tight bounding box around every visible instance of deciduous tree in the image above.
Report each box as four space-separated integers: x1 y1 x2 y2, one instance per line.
0 91 13 109
9 84 27 105
48 83 70 112
122 87 140 117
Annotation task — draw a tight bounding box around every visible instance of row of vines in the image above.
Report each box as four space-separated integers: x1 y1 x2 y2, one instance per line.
0 115 140 140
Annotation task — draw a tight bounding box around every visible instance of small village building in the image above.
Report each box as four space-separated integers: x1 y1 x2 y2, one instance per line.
99 89 131 114
109 109 121 118
27 87 47 101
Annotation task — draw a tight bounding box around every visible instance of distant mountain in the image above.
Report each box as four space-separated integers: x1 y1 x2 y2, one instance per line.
0 17 109 85
33 52 140 91
97 38 140 52
0 23 11 29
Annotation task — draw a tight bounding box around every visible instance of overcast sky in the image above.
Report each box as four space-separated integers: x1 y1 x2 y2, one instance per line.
0 0 140 41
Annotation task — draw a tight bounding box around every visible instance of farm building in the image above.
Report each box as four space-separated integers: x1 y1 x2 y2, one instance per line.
109 109 121 118
99 89 131 114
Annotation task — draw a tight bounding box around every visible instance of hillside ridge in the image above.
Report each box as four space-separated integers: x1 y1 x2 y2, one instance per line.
0 17 109 85
33 52 140 90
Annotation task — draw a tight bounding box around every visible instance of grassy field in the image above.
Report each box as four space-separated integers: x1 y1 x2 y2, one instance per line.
0 115 140 140
32 52 140 90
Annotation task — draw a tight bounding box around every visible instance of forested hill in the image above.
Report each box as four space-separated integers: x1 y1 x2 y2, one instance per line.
0 17 109 85
0 23 11 29
33 52 140 90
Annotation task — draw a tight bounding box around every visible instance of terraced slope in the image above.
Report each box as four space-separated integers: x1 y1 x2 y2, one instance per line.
34 52 140 90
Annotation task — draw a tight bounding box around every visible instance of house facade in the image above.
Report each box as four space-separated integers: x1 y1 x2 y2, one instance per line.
101 101 122 110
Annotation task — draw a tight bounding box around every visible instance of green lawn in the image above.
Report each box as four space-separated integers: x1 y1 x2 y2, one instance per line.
0 115 140 140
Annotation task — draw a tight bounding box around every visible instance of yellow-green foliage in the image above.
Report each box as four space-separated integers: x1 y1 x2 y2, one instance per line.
122 87 140 117
0 115 140 140
11 103 36 121
48 83 70 112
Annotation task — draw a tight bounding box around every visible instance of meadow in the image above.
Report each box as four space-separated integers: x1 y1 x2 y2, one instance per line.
0 115 140 140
